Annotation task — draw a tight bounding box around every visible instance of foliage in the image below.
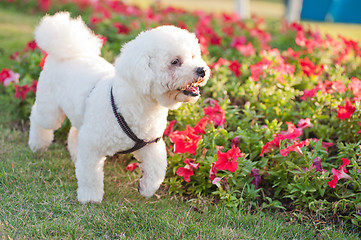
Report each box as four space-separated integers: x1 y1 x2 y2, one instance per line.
1 0 361 229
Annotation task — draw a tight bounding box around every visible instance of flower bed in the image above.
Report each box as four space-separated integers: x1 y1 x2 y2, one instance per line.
1 0 361 227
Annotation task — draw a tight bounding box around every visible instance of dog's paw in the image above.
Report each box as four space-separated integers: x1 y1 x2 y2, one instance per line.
77 187 104 204
138 177 160 198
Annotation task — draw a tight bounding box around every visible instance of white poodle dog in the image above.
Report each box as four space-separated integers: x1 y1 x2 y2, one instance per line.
29 12 210 204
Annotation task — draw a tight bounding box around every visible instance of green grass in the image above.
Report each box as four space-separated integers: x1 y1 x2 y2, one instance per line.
0 5 360 239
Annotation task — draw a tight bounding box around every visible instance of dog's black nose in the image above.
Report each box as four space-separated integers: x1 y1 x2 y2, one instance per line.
196 67 206 78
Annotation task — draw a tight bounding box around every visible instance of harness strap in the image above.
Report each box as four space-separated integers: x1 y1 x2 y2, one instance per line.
110 87 160 154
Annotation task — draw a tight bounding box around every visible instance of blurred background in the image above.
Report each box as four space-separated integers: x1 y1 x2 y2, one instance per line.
129 0 361 40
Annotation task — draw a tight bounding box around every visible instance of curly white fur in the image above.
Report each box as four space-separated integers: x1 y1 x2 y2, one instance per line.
29 12 210 204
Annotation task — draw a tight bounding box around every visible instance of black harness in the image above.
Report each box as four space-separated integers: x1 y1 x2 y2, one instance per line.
110 87 161 154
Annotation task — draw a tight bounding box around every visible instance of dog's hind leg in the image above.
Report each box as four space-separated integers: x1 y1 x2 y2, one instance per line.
67 126 78 163
134 140 167 198
28 102 65 152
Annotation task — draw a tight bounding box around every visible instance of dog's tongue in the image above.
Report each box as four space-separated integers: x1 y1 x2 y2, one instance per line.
183 85 199 97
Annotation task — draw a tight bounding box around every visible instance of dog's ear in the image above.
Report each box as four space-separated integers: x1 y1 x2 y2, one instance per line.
114 42 154 95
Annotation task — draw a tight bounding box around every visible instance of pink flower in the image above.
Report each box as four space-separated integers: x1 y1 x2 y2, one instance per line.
203 101 226 127
236 42 255 57
309 157 326 174
1 69 19 86
300 88 318 101
231 136 241 147
230 36 246 48
283 47 300 59
279 139 310 156
311 139 333 152
348 77 361 101
250 58 272 81
215 145 241 173
176 158 199 182
337 100 356 120
212 177 222 187
327 158 352 188
126 162 139 171
210 57 229 70
297 118 313 130
209 162 217 181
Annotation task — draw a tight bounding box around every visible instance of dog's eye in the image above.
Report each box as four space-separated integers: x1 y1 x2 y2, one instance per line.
171 59 181 66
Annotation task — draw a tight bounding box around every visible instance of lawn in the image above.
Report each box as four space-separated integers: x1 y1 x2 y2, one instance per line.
0 3 360 239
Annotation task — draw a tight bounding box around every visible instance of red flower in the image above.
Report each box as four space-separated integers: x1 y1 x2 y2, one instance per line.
337 100 356 120
39 0 50 12
113 22 130 35
299 57 324 77
0 69 11 84
193 116 209 135
163 120 176 136
96 34 107 46
327 158 352 188
14 85 31 101
260 124 303 156
176 158 199 182
39 52 48 69
228 60 242 78
215 145 241 173
24 40 37 52
169 126 202 155
198 35 209 55
126 162 139 171
203 101 226 127
30 80 37 94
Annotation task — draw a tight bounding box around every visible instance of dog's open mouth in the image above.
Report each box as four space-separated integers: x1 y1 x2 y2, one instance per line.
179 81 203 97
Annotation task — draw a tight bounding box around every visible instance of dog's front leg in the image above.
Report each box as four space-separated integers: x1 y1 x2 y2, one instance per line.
75 132 106 204
133 139 167 198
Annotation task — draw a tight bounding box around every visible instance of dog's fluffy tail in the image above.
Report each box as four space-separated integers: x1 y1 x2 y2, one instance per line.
35 12 102 60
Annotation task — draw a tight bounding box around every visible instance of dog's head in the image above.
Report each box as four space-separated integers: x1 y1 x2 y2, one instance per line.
115 25 210 109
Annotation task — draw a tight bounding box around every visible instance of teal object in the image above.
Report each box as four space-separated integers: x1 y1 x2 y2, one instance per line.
300 0 332 21
327 0 361 24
